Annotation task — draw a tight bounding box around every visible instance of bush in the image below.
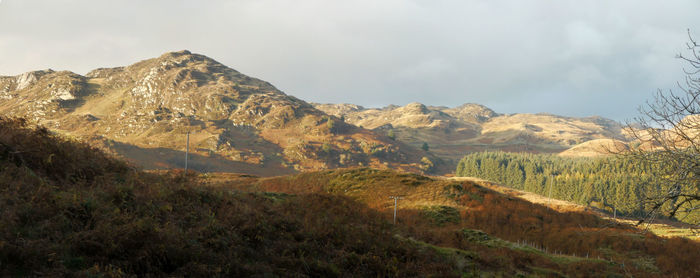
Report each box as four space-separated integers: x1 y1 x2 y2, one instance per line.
421 206 461 226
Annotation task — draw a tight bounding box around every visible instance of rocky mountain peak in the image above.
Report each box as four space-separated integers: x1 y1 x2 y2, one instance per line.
148 50 234 73
15 69 56 90
126 50 238 81
311 103 366 118
0 51 431 175
399 102 430 114
0 69 56 93
445 103 499 123
81 51 287 125
160 49 192 58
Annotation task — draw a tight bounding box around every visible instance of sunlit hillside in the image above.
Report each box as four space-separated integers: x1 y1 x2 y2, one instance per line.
214 168 700 277
3 117 699 276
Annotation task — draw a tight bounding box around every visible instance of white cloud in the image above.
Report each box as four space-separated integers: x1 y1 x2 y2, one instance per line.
567 65 605 89
0 0 698 120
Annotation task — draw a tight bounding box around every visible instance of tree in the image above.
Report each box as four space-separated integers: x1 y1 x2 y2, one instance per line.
623 30 700 225
420 156 435 173
326 118 335 133
322 143 332 153
421 142 429 152
387 129 396 141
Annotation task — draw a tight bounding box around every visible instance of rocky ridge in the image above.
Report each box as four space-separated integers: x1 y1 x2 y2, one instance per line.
0 50 633 175
313 102 631 161
0 51 435 175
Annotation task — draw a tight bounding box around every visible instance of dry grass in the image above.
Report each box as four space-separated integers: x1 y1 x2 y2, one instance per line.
210 168 700 277
450 176 700 241
0 117 466 277
449 176 595 213
558 138 629 158
4 116 699 276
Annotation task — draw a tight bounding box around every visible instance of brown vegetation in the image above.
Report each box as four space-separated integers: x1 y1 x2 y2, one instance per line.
0 117 459 276
223 168 700 277
2 116 699 276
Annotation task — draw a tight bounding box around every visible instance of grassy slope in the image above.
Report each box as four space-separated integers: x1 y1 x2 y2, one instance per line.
452 176 700 241
0 117 460 277
2 117 699 277
217 168 700 277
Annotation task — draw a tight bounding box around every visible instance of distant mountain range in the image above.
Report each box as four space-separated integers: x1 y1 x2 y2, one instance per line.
314 102 631 161
0 50 631 175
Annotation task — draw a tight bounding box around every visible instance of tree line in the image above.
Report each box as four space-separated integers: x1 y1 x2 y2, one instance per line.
456 151 698 223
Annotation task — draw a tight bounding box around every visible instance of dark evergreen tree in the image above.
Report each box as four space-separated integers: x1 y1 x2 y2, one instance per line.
453 151 690 222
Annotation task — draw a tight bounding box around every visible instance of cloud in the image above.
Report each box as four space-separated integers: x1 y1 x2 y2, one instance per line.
0 0 697 120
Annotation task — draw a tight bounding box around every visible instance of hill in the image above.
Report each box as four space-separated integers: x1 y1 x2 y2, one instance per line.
558 139 629 157
0 116 463 276
0 51 438 176
455 151 700 225
314 102 630 164
0 50 635 176
2 116 699 276
214 168 700 277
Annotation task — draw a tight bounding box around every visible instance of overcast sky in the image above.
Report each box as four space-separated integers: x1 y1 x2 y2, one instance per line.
1 0 698 120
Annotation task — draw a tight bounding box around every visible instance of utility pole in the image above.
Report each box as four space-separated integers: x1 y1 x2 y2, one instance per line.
389 196 404 224
184 131 189 176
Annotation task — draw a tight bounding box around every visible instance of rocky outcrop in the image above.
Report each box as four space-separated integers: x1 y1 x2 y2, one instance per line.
0 51 433 175
442 103 499 123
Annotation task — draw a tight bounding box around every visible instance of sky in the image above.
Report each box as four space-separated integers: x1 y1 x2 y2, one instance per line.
0 0 698 121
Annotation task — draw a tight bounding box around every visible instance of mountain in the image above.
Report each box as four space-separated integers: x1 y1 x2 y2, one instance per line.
314 102 630 162
0 51 437 175
0 50 634 176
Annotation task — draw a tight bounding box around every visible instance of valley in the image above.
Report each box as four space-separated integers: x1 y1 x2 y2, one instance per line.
1 51 698 277
3 1 699 276
1 117 698 276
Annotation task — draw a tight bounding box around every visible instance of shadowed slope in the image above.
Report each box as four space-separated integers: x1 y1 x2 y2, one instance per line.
0 117 460 276
218 168 700 277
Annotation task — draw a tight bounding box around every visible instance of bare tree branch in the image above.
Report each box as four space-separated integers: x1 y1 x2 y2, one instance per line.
622 31 700 227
